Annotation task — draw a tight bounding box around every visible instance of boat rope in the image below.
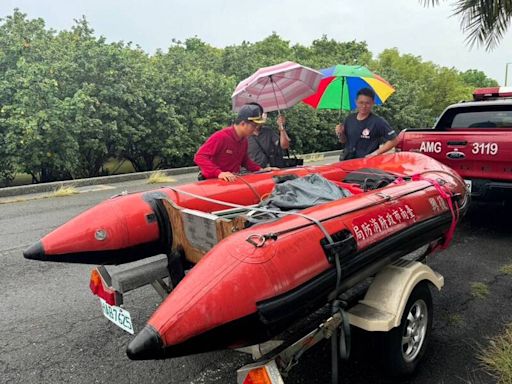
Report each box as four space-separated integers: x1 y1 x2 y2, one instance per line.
330 300 351 384
165 168 467 250
234 174 262 202
164 186 335 244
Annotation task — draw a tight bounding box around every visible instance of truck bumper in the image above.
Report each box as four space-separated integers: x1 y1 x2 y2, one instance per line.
469 179 512 201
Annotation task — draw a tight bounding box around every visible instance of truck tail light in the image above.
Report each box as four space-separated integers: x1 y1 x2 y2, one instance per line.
237 361 283 384
90 268 117 306
242 367 271 384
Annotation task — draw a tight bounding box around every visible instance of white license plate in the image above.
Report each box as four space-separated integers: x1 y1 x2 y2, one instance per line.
464 179 472 192
100 299 134 334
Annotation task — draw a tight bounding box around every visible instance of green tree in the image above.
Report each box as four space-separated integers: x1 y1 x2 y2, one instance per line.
154 51 236 166
220 33 294 80
374 48 473 121
294 36 372 69
460 69 499 88
0 11 502 184
118 51 186 171
0 10 53 184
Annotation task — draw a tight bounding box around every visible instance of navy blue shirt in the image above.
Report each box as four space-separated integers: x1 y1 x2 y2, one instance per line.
343 113 396 159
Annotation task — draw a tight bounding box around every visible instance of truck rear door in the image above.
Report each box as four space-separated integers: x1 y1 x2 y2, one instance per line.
398 104 512 182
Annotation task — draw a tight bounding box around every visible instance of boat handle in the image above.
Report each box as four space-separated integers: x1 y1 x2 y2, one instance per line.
246 234 267 247
246 233 278 247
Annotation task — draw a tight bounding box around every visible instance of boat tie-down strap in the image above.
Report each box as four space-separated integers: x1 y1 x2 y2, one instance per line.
164 187 335 246
411 175 459 251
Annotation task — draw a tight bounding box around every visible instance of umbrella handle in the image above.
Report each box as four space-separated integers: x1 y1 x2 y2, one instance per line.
338 76 345 123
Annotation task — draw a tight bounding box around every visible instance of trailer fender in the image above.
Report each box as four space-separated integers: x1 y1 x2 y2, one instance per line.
348 259 443 332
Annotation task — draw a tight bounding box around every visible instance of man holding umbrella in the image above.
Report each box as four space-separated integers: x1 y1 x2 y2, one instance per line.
247 104 291 168
335 88 398 160
231 61 322 166
302 65 398 160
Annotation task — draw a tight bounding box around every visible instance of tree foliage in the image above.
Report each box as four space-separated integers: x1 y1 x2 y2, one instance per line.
0 9 498 186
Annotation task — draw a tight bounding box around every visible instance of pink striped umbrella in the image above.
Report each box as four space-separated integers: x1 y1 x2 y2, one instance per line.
231 61 322 113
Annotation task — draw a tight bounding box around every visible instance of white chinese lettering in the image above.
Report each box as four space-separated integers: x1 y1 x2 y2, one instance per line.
353 225 365 241
436 196 448 211
362 223 373 237
386 212 397 226
429 197 440 212
370 218 381 233
405 205 415 219
378 215 389 230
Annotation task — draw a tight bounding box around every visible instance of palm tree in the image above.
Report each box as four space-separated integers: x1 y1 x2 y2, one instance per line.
422 0 512 50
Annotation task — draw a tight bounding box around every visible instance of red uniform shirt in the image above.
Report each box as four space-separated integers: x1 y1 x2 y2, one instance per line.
194 126 261 179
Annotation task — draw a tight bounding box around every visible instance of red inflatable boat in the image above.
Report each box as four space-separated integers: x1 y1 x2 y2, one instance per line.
123 153 468 360
24 153 469 360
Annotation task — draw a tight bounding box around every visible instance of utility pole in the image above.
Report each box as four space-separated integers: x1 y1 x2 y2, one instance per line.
505 62 512 86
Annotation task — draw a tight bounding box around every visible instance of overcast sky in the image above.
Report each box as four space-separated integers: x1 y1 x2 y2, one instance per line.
2 0 512 84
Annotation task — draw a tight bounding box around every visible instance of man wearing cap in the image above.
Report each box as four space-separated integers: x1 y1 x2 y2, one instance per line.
194 103 278 182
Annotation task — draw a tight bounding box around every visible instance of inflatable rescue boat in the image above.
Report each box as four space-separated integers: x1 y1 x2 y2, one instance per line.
23 153 469 360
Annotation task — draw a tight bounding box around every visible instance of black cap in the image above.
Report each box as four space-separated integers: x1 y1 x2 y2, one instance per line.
237 104 266 124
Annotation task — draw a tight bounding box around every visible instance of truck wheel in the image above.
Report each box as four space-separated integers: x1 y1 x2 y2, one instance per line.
378 281 433 376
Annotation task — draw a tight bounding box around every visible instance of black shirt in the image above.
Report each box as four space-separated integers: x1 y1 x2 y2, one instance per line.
248 126 283 167
343 113 396 159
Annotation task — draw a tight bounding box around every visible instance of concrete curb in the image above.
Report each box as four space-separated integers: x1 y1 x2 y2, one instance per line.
0 150 342 198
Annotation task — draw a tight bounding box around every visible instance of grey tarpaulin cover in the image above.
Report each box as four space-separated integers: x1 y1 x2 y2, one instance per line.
245 174 351 227
261 173 351 210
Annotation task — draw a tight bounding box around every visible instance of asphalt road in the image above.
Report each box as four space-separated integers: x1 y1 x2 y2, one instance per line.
1 167 511 384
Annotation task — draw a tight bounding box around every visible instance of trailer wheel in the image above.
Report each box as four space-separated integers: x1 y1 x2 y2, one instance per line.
378 281 433 376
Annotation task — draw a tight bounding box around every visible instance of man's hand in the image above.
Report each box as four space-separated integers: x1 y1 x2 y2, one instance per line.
277 115 286 130
364 151 379 158
335 124 346 143
218 171 237 182
262 167 280 171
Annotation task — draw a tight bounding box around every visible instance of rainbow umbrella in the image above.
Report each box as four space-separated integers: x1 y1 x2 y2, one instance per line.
302 64 395 111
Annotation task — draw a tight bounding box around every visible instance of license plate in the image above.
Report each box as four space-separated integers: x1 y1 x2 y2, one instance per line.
100 299 134 334
464 179 472 192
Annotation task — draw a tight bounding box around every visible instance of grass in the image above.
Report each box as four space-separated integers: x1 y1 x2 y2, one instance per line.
500 264 512 275
470 282 490 299
51 185 79 197
146 171 175 184
447 313 465 327
479 323 512 384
